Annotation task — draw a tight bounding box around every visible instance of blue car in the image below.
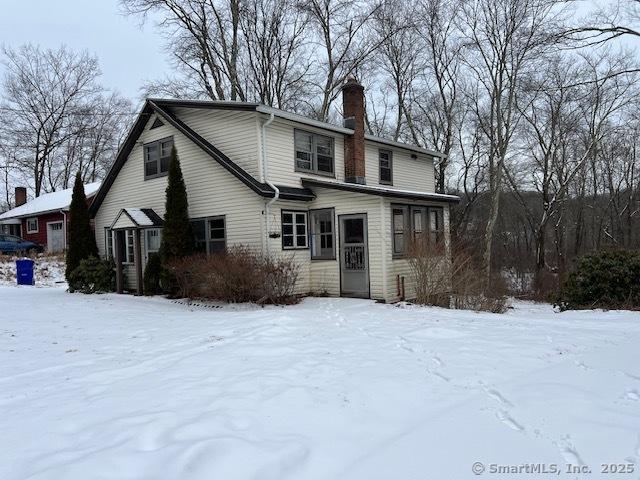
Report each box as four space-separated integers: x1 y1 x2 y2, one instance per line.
0 234 44 254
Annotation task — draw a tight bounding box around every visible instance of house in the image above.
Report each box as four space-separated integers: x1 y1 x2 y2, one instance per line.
90 78 460 302
0 182 101 253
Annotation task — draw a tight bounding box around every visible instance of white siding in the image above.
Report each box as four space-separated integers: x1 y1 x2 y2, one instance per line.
263 117 346 187
95 105 450 300
173 108 261 179
262 115 435 193
266 188 386 300
95 112 264 290
364 141 436 192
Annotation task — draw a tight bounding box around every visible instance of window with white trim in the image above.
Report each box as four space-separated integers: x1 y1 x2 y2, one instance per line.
282 210 308 249
26 218 38 233
144 137 173 179
310 209 335 259
379 149 393 185
191 216 226 254
125 230 135 263
104 228 114 260
294 129 334 175
145 228 162 257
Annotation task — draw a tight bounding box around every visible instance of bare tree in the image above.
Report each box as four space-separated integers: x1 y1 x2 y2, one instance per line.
298 0 382 121
564 0 640 45
122 0 245 101
459 0 564 281
413 0 464 193
239 0 311 110
370 0 423 141
1 45 102 196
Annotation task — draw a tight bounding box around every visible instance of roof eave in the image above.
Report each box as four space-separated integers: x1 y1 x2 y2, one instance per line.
301 178 461 204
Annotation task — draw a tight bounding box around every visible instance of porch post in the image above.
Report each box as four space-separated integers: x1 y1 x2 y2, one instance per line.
114 231 123 294
135 229 143 295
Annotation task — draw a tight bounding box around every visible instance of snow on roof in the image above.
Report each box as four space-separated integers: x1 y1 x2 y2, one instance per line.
0 182 102 220
124 208 154 227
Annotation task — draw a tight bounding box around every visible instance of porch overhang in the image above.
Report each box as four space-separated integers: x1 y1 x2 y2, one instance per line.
0 218 22 225
300 178 461 203
110 208 164 230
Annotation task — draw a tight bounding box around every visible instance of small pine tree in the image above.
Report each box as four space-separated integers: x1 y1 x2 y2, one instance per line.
159 146 192 291
65 172 98 280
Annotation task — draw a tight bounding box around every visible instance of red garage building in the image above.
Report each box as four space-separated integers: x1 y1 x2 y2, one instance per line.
0 182 101 253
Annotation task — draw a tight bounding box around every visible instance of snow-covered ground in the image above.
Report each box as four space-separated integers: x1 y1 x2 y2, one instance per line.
1 287 639 479
0 255 66 287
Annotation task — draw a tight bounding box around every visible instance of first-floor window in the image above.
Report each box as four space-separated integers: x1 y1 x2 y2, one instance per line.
429 208 444 244
125 230 135 263
104 228 114 259
392 207 409 256
310 209 335 259
145 228 162 257
26 218 38 233
282 210 308 249
191 216 226 254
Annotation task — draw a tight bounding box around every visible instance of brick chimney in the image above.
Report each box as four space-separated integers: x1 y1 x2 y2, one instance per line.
15 187 27 207
342 76 366 184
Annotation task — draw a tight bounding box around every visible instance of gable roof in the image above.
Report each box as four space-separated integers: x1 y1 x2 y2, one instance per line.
0 182 101 221
89 100 315 216
110 208 164 229
151 98 445 158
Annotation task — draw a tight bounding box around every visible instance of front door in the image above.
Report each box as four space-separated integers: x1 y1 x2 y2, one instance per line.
47 222 65 252
339 214 370 298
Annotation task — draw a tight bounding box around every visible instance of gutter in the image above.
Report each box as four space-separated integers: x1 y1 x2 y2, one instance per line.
261 112 278 255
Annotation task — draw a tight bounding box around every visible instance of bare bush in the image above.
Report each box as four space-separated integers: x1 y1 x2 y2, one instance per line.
167 246 299 304
408 238 508 313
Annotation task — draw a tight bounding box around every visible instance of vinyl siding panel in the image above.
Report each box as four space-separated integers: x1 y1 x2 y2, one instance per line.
364 142 436 192
94 112 264 291
264 117 346 187
267 188 386 300
264 116 435 193
173 108 261 179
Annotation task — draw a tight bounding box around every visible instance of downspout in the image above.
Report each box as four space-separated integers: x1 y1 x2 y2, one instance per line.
261 112 278 256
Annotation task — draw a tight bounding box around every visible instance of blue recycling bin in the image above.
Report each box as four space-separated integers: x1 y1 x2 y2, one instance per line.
16 258 35 286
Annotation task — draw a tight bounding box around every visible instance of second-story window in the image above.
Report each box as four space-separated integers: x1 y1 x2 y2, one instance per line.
379 149 393 185
144 137 173 180
294 129 334 176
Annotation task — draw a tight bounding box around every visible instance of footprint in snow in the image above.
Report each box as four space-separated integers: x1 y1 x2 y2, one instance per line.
432 355 443 366
555 435 585 466
621 371 640 382
486 388 514 407
495 410 524 432
624 390 640 401
426 368 450 382
574 360 590 371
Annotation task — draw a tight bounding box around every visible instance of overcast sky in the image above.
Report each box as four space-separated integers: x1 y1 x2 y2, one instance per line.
0 0 166 100
0 0 635 104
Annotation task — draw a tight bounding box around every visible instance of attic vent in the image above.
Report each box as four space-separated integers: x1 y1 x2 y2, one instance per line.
150 117 165 129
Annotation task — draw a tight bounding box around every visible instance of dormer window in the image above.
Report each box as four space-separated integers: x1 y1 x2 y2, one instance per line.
294 129 334 176
144 137 173 180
